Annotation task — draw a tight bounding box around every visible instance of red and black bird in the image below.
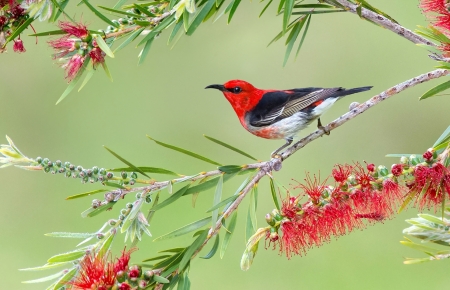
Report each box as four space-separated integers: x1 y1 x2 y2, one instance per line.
206 80 372 156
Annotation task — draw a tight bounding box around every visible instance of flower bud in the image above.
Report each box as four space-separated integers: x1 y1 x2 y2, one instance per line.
119 214 125 220
36 156 43 164
391 164 403 177
64 161 70 168
121 209 127 215
423 149 433 161
91 166 98 174
136 192 142 199
400 156 408 165
121 171 128 179
69 164 75 171
144 270 154 280
99 168 106 175
96 233 104 239
42 158 49 165
366 163 375 172
55 160 62 167
265 213 275 226
138 279 148 289
129 179 136 185
131 172 138 179
77 165 83 172
377 165 388 177
410 155 420 165
145 195 152 204
44 167 50 173
128 265 142 281
109 219 117 226
92 199 102 208
105 192 115 202
118 281 131 290
106 172 114 179
126 202 133 208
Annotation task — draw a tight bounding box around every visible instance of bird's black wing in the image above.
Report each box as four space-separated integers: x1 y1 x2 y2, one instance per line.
248 87 340 127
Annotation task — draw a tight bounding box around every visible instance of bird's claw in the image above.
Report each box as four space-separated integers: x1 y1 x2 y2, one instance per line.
318 125 330 135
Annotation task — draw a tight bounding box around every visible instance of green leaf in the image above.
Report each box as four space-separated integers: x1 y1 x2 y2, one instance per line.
97 230 116 258
98 5 142 17
292 10 345 14
51 0 72 22
245 195 256 242
121 198 145 233
47 250 85 263
356 2 362 17
211 174 224 227
138 38 154 65
114 27 145 53
295 14 311 58
114 0 128 9
45 232 95 238
179 229 209 271
400 241 439 254
227 0 241 23
93 34 115 58
103 146 150 178
134 3 157 17
420 80 450 100
185 173 235 195
277 0 285 14
220 211 237 258
108 166 180 176
19 262 72 272
65 189 107 200
142 255 171 262
204 135 258 161
137 15 175 46
77 67 96 92
103 181 126 189
385 154 415 158
148 136 222 166
151 184 191 211
101 62 113 82
206 194 239 213
398 191 416 213
418 214 447 226
186 0 215 35
168 17 184 44
29 30 65 36
52 267 77 290
81 0 118 27
6 17 34 45
22 270 66 284
81 201 116 218
403 257 433 264
259 0 273 17
294 4 334 8
269 178 280 210
154 275 170 283
283 17 305 66
283 0 294 33
154 216 211 241
201 234 220 259
433 126 450 148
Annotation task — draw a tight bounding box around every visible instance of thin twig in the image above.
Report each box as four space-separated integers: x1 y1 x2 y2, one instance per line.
331 0 435 46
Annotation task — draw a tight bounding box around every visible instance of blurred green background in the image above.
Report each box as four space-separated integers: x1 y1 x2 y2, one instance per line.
1 0 450 289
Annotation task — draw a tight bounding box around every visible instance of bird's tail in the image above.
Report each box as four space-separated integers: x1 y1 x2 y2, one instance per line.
335 86 373 98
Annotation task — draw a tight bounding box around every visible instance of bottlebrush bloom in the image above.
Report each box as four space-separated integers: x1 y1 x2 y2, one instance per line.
58 21 89 39
412 162 450 210
63 54 85 81
71 253 116 290
420 0 450 14
332 163 353 183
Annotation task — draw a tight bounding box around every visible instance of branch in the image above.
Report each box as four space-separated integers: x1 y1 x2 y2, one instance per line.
332 0 435 46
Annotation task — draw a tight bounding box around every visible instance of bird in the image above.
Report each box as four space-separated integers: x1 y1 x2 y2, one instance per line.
205 80 372 157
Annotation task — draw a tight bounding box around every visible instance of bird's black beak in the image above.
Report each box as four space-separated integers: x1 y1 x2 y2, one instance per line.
205 84 225 91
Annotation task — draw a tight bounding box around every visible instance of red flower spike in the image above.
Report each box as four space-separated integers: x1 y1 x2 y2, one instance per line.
48 36 76 59
382 178 403 204
13 39 25 53
58 21 89 38
64 54 85 81
89 47 105 66
420 0 450 14
281 194 300 219
297 173 328 202
391 164 403 177
279 220 306 259
332 164 353 183
71 253 116 290
114 247 136 273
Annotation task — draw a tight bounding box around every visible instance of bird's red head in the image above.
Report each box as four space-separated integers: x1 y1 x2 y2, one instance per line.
205 80 264 121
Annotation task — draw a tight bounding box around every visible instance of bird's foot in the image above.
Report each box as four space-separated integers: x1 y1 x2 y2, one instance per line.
317 118 330 135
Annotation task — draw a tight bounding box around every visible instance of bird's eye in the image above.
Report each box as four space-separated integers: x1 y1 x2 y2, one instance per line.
233 87 242 94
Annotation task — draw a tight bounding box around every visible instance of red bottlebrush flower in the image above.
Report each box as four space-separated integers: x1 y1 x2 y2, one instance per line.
71 253 116 290
353 162 374 189
332 164 353 183
114 247 135 273
355 212 384 221
281 195 300 219
13 39 25 53
412 163 450 210
423 150 433 161
59 21 89 38
297 173 327 202
118 282 132 290
64 54 85 81
279 220 305 259
89 46 105 66
391 164 403 177
420 0 450 14
48 36 77 59
382 178 403 203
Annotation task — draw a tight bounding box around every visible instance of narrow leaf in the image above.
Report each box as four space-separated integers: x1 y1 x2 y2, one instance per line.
283 0 294 33
47 250 85 263
29 30 65 36
220 211 237 258
77 67 95 92
418 214 447 226
19 262 71 272
295 14 311 58
107 166 179 176
204 135 257 160
99 5 141 17
185 173 235 195
55 66 85 105
138 38 154 65
283 18 303 66
200 234 220 259
103 146 150 178
45 232 95 238
114 27 145 53
154 275 170 283
206 194 239 213
433 125 450 148
259 0 273 17
65 189 108 200
97 230 116 258
153 216 211 241
187 0 215 35
227 0 241 23
420 80 450 100
151 184 190 211
269 178 280 210
22 270 66 284
211 174 224 227
179 229 209 271
81 0 118 27
148 135 222 166
93 34 115 58
52 267 77 290
6 17 34 44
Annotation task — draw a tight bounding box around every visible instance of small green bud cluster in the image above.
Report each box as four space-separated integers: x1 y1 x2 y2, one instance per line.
117 264 165 289
35 156 114 184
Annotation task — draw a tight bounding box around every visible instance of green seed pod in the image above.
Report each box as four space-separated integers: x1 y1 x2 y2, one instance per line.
378 165 389 177
109 219 117 226
82 176 89 183
105 192 115 202
92 166 99 174
112 20 120 26
98 175 104 182
130 172 138 179
138 279 148 289
119 214 125 220
265 213 275 226
47 161 53 167
99 168 106 175
36 156 43 164
121 171 128 179
143 270 154 280
58 168 66 173
400 156 408 165
119 18 128 24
